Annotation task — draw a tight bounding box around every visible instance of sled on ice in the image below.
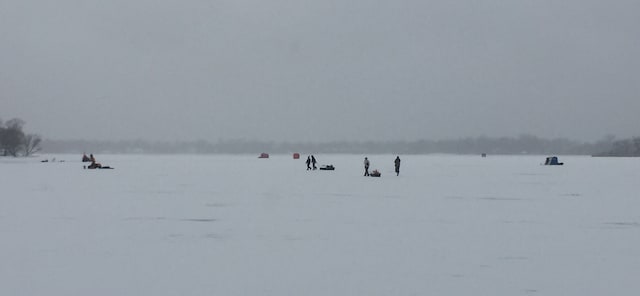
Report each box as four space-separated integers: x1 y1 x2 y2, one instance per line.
319 165 335 170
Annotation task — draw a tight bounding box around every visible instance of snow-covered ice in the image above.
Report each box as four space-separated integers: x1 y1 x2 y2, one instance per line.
1 154 639 295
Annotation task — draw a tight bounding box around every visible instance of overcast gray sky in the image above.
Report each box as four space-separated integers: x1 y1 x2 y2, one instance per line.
1 0 639 142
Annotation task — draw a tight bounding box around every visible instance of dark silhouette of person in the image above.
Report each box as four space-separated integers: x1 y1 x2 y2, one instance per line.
394 156 401 176
311 155 317 170
306 156 311 170
364 157 370 176
88 154 102 169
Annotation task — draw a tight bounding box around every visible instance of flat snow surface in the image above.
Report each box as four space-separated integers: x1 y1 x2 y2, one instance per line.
1 154 639 295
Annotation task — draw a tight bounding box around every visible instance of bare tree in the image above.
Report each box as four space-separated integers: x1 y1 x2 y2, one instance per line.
0 118 26 156
5 118 25 130
23 134 42 156
0 118 3 156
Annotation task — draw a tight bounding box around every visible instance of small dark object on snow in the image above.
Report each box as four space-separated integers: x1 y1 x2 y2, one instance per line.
319 165 335 170
370 169 381 177
85 165 114 169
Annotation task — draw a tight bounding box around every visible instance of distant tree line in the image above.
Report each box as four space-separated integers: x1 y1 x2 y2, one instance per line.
593 137 640 157
41 134 621 156
0 118 42 157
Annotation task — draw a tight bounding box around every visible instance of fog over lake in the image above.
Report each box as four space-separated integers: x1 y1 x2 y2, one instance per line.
2 0 639 142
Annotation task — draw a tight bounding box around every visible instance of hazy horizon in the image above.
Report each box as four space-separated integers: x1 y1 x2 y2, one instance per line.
2 0 639 142
39 133 618 144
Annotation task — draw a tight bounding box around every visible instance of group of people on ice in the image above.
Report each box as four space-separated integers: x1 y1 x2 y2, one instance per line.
304 155 400 176
305 155 317 170
82 153 106 169
363 156 401 177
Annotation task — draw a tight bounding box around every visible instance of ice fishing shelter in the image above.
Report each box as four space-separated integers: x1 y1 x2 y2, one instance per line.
293 153 300 159
258 153 269 159
544 156 563 165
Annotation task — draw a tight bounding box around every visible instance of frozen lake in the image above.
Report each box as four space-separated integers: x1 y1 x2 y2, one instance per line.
1 154 639 295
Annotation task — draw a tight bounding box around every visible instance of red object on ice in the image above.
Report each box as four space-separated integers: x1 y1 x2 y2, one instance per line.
259 153 269 158
293 153 300 159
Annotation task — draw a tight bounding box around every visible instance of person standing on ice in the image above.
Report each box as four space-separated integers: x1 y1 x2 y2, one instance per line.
364 157 370 176
394 156 401 176
306 156 312 170
311 155 317 170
